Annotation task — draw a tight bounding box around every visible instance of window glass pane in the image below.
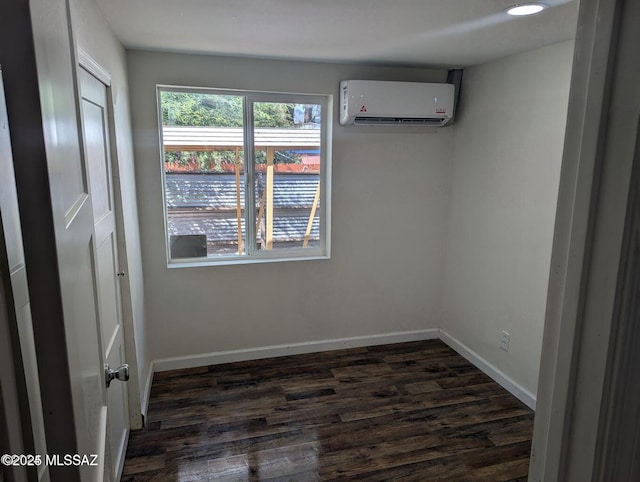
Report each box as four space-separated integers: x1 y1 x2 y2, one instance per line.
253 102 321 251
160 91 246 258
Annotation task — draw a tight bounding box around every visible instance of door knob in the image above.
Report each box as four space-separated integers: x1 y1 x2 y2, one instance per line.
105 363 129 388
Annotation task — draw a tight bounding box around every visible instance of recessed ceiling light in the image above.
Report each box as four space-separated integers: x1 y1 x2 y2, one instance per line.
506 3 547 16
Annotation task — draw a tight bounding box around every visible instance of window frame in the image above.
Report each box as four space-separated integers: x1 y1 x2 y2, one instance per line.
157 85 332 267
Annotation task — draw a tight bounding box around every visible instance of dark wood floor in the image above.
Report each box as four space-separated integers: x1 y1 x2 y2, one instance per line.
122 340 534 481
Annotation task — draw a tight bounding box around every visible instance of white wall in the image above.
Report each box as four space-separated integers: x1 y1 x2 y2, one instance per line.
126 51 453 362
443 41 574 397
70 0 147 408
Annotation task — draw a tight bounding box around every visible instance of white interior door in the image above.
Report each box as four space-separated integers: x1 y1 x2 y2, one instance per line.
9 0 114 480
78 66 130 482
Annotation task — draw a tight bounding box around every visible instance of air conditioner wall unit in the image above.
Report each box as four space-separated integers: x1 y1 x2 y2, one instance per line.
340 80 455 127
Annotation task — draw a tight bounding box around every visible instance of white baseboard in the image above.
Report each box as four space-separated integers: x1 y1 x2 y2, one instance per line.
438 329 536 410
153 329 440 373
140 360 155 420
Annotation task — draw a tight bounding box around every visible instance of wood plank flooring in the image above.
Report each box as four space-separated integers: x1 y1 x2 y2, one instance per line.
122 340 534 481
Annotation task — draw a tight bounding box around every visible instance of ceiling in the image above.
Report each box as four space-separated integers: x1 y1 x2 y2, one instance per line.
97 0 579 68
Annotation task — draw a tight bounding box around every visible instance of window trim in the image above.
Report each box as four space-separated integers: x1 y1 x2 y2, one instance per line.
156 85 332 267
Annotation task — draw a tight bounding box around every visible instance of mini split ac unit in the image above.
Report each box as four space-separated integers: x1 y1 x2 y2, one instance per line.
340 80 455 127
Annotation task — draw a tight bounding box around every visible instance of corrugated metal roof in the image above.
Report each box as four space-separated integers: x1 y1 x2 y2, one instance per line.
163 126 321 150
165 173 320 210
165 173 320 245
167 215 319 244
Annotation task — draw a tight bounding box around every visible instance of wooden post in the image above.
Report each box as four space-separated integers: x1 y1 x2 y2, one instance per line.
234 147 243 253
303 181 321 248
266 146 275 250
256 188 266 246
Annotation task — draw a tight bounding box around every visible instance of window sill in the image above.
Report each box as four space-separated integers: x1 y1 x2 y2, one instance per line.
167 253 330 269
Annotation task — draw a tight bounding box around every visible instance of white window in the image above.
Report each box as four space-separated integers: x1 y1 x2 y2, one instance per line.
158 87 331 265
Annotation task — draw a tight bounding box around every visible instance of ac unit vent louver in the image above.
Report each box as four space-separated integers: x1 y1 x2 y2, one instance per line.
353 117 445 126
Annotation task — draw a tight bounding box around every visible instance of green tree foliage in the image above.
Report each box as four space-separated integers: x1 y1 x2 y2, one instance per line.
164 150 244 172
253 102 293 128
161 92 303 171
161 92 243 127
160 92 295 128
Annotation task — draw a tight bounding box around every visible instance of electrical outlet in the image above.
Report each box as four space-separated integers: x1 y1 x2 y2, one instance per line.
500 331 511 352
